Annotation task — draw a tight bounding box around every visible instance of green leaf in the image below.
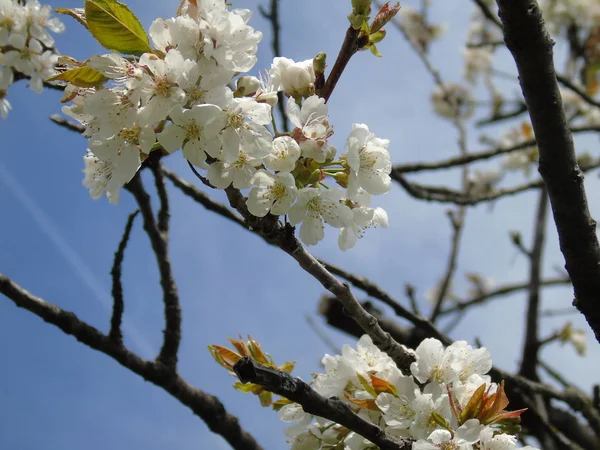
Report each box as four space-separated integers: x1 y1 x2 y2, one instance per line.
55 8 88 29
47 65 108 88
85 0 152 55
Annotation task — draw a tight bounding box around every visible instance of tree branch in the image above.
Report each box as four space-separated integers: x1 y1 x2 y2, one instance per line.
109 209 139 344
497 0 600 343
258 0 289 132
125 173 181 370
430 209 465 322
440 276 570 316
222 186 416 373
519 188 548 380
0 274 263 450
233 357 410 450
161 168 247 230
150 162 171 234
320 26 363 102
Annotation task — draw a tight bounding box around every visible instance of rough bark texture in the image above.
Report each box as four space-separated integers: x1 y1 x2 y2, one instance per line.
496 0 600 343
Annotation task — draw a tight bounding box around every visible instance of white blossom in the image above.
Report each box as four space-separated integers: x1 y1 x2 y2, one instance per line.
345 123 392 198
246 170 298 217
264 136 301 172
269 56 315 98
157 104 226 168
288 188 352 246
287 95 332 163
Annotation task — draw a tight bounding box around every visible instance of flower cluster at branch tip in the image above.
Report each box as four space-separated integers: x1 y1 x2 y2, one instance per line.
211 335 540 450
0 0 64 117
56 0 395 250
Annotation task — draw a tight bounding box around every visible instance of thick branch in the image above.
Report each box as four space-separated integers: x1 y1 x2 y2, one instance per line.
125 174 181 369
0 274 263 450
109 209 139 343
233 357 410 450
497 0 600 343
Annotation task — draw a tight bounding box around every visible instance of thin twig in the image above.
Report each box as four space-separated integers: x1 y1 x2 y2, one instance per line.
162 168 247 230
125 173 181 370
0 274 263 450
258 0 289 132
109 209 140 343
150 162 171 234
472 0 502 28
520 188 548 380
430 209 465 322
392 135 533 174
440 276 570 315
305 314 341 355
476 102 528 126
539 359 571 388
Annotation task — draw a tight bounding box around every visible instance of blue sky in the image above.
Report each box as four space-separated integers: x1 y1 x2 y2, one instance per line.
1 1 599 449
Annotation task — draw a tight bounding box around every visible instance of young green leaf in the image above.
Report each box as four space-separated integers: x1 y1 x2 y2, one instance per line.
85 0 152 55
55 7 88 29
47 65 108 88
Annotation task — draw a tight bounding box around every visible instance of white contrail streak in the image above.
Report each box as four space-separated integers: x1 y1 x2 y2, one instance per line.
0 162 153 356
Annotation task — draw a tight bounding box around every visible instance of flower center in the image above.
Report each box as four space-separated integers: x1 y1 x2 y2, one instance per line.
153 76 172 98
185 121 201 140
119 124 141 146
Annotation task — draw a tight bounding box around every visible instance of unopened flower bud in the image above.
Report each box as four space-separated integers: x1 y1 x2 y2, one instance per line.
352 0 371 16
308 169 325 184
334 171 349 188
235 76 261 97
370 2 400 33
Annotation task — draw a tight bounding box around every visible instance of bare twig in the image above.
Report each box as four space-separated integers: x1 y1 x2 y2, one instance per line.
0 274 263 450
125 174 181 370
539 359 571 388
440 276 570 315
472 0 502 28
233 357 410 450
556 73 600 110
109 209 140 343
162 168 246 230
430 209 465 322
258 0 289 132
476 102 528 126
519 189 548 380
150 162 171 234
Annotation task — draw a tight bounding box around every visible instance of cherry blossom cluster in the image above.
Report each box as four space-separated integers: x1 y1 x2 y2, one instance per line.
278 336 538 450
0 0 64 118
211 334 539 450
63 0 391 250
